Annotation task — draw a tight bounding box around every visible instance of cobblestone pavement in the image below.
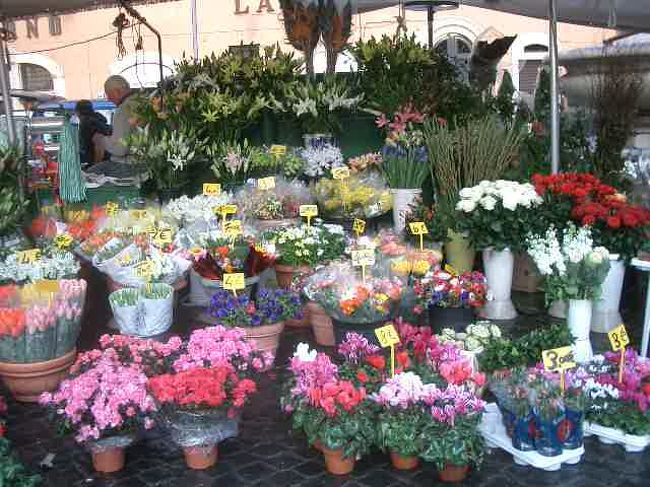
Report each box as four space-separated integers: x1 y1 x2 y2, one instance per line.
3 267 650 486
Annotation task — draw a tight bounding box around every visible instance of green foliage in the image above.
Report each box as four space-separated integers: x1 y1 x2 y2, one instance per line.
495 72 515 125
586 398 650 436
0 437 41 487
0 146 28 237
377 408 428 457
419 414 484 470
478 322 573 374
534 68 551 124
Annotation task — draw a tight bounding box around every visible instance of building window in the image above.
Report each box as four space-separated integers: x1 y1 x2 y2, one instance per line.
517 43 549 95
524 44 548 54
228 44 260 60
48 16 62 36
435 34 472 80
19 63 54 91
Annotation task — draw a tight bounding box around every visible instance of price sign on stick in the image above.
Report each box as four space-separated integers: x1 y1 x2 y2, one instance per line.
105 201 119 216
203 183 222 196
375 323 400 377
332 167 351 180
257 177 276 191
224 219 243 237
130 209 148 220
153 228 173 247
409 221 428 251
17 249 41 264
351 248 375 282
542 346 576 391
215 205 238 231
269 145 287 158
353 218 366 236
34 279 60 294
299 205 318 227
609 324 630 383
133 259 154 280
223 273 245 296
54 233 73 250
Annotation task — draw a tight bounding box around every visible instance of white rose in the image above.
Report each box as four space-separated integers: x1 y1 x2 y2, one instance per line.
501 192 519 211
480 195 497 211
457 199 476 213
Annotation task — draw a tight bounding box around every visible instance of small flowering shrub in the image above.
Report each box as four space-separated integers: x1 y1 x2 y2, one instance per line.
209 288 302 327
438 321 502 353
264 224 346 267
413 269 487 314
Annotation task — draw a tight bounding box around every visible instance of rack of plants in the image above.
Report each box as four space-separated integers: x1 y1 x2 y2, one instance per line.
479 403 584 471
584 422 650 453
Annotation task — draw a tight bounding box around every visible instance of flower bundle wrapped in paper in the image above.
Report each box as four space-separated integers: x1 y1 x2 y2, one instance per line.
0 279 86 362
313 172 392 219
263 223 346 267
165 193 232 225
0 249 79 285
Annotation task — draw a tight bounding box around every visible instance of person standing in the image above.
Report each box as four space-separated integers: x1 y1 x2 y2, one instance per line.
75 99 111 166
94 75 137 163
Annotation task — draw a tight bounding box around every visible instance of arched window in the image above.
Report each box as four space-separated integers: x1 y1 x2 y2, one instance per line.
519 43 549 95
435 34 472 80
19 63 53 91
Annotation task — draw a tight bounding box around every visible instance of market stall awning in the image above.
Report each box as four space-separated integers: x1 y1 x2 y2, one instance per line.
0 0 179 19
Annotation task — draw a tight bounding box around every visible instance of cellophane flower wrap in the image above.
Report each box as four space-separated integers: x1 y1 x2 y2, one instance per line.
236 177 313 221
0 279 86 363
526 224 611 303
0 249 79 285
299 143 344 179
455 180 543 251
532 173 650 261
314 172 392 219
165 193 231 225
303 264 403 323
263 223 346 267
209 288 302 327
281 343 376 459
413 269 487 314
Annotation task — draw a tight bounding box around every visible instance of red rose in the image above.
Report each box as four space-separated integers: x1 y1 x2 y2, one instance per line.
606 215 621 229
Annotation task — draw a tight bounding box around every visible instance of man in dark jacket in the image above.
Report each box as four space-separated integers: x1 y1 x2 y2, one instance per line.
75 100 111 166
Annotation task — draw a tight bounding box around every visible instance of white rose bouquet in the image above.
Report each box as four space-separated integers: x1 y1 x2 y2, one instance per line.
526 224 610 304
455 180 543 251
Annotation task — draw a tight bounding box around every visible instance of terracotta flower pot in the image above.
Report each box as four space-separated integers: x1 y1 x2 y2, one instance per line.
322 447 355 475
438 463 469 482
390 452 419 470
183 445 218 470
243 322 285 367
312 439 323 452
286 307 310 329
306 302 335 346
0 348 77 402
92 446 126 473
274 263 312 289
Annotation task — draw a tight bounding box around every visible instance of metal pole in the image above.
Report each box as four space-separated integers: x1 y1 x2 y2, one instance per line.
549 0 560 174
190 0 199 59
427 5 434 49
0 34 16 145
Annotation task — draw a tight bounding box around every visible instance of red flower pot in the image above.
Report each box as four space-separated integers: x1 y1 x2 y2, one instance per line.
183 445 218 470
322 447 355 475
438 463 469 482
390 452 419 470
92 446 126 473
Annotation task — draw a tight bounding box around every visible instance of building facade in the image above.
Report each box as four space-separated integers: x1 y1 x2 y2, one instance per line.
6 0 615 101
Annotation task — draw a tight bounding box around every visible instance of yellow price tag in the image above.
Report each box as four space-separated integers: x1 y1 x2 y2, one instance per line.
17 249 42 264
353 219 366 235
130 209 148 220
269 144 287 158
224 219 243 237
257 177 276 191
351 249 376 267
203 183 222 196
143 224 157 236
444 264 458 276
375 324 400 348
223 273 246 291
54 233 74 250
299 205 318 218
153 228 173 246
65 209 89 222
332 167 351 180
214 204 238 216
608 324 630 352
542 346 576 372
409 222 429 235
133 259 154 278
33 279 60 294
105 201 119 216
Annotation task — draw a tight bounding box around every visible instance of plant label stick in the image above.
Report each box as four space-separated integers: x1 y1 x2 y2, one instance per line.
409 222 428 251
375 323 400 378
299 205 318 227
542 345 576 390
203 183 221 196
223 272 245 297
353 218 366 237
608 324 630 383
352 249 375 283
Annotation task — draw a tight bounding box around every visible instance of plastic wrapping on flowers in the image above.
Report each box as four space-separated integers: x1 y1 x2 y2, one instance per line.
0 279 86 362
236 177 313 222
262 223 347 268
412 269 487 314
0 249 80 285
303 263 404 323
313 172 392 219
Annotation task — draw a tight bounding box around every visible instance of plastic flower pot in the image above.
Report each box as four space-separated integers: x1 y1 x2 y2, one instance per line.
568 299 593 363
560 407 584 450
481 248 517 320
438 463 469 483
534 408 565 457
444 230 475 274
390 452 419 470
274 263 312 289
183 444 218 470
141 284 174 337
322 447 355 475
92 446 126 473
591 256 625 333
0 348 76 402
391 188 422 233
512 409 536 452
307 302 335 346
243 322 285 368
428 306 475 333
109 289 140 335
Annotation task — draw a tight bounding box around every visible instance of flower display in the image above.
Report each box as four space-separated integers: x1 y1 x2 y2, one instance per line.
209 288 302 328
0 249 79 284
413 269 487 313
313 172 392 219
264 224 346 267
347 152 382 174
165 194 231 224
237 177 312 221
299 143 344 178
526 224 611 303
438 321 502 353
455 180 543 251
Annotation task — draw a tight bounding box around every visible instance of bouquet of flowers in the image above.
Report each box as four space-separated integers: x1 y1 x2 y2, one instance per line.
0 249 79 284
526 224 610 303
348 152 382 174
0 279 86 363
249 146 304 179
313 172 392 219
264 224 346 267
304 265 403 323
193 234 273 280
236 177 312 221
165 194 232 224
455 180 543 251
209 140 260 189
299 143 344 179
209 288 302 327
532 173 650 261
438 321 502 353
413 269 487 311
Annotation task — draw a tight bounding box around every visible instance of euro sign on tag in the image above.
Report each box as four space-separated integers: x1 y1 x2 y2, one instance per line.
257 177 276 190
409 222 428 235
351 249 375 267
153 228 173 246
375 324 400 348
542 346 576 372
203 183 222 196
105 201 119 216
353 219 366 235
299 205 318 217
608 324 630 352
224 219 243 237
17 249 41 264
54 233 74 250
223 273 245 291
332 167 351 180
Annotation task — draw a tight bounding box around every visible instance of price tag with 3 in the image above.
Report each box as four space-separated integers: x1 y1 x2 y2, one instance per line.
375 324 400 348
203 183 222 196
223 273 245 291
542 346 576 372
17 249 41 264
351 249 375 267
608 324 630 351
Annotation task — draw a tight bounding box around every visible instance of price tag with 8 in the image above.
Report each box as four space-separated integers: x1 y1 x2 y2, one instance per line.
608 324 630 351
542 346 576 372
375 324 400 348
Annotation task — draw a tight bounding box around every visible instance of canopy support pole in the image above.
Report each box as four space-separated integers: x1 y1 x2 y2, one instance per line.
549 0 560 174
0 28 16 145
190 0 199 59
